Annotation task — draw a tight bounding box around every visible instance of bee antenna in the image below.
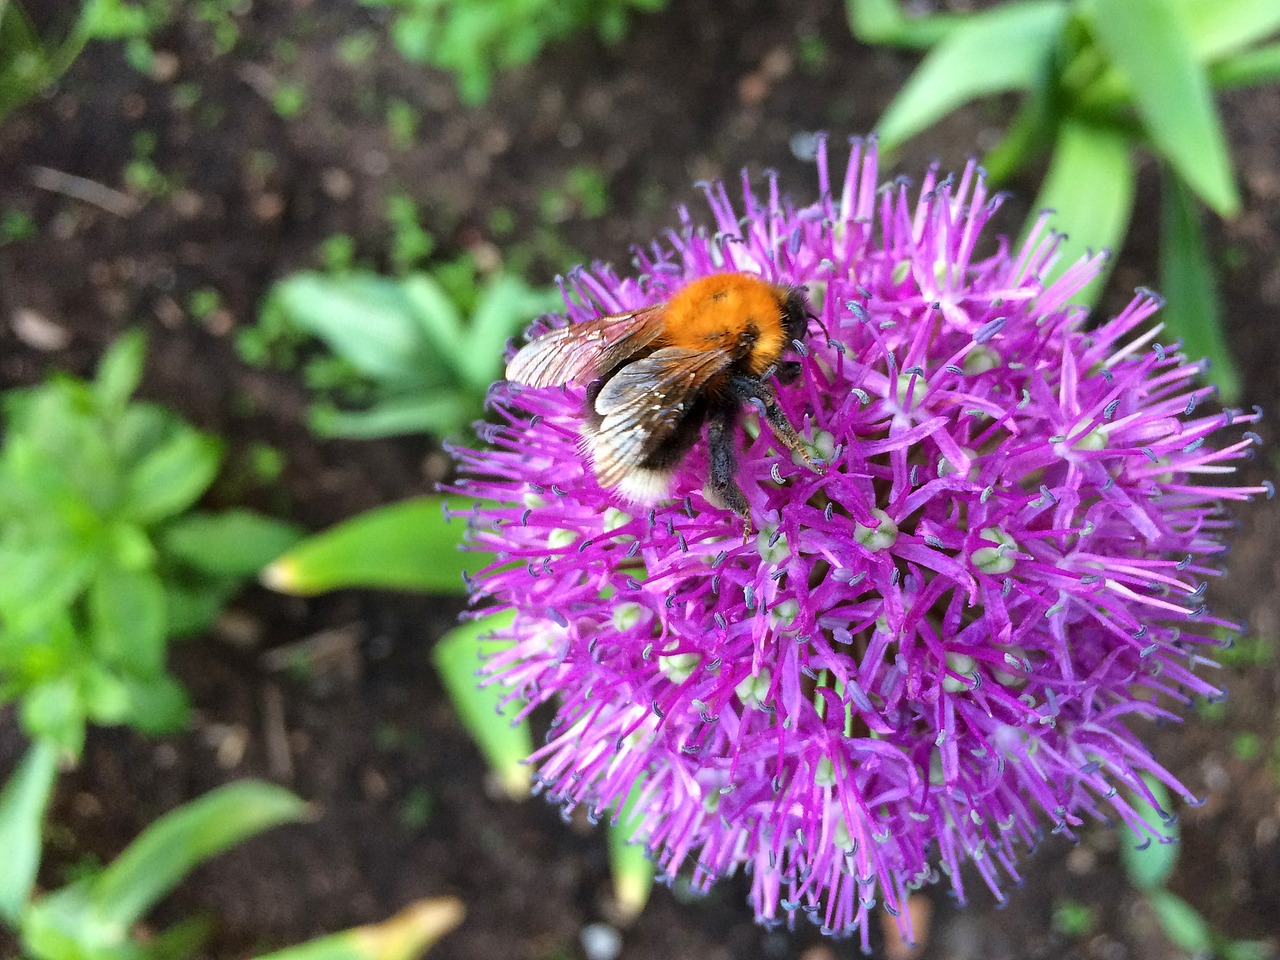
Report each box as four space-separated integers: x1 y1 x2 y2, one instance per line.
807 310 831 342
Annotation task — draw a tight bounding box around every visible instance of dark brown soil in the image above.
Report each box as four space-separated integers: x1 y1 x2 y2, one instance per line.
1 2 1278 959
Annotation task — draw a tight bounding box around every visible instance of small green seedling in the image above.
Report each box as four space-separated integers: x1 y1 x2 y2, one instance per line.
0 331 302 753
241 265 562 440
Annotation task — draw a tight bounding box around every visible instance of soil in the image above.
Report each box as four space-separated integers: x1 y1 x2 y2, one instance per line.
1 1 1278 959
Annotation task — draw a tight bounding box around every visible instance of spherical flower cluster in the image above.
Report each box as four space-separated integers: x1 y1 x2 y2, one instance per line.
449 137 1268 947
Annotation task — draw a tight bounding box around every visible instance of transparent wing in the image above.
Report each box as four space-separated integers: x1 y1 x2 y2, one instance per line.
588 347 733 487
505 305 666 388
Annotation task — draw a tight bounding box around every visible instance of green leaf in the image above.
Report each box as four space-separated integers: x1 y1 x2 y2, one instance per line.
90 781 308 929
1147 890 1211 954
457 276 562 392
398 274 469 370
250 897 464 960
20 678 86 756
93 330 147 416
1119 774 1179 892
608 775 654 923
1176 0 1280 62
261 496 494 596
164 580 237 638
980 73 1057 183
267 273 441 385
1022 118 1135 305
1222 939 1272 960
309 392 474 440
1088 0 1240 216
432 609 531 798
0 739 59 923
1159 169 1241 403
1210 41 1280 90
875 1 1067 152
122 429 223 524
22 782 306 960
79 667 188 735
159 510 304 578
117 674 189 735
845 0 964 47
88 566 166 674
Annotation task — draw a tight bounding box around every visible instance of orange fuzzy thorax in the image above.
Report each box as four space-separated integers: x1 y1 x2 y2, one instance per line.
661 273 790 377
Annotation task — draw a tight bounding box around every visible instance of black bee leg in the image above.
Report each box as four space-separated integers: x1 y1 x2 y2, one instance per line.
730 375 824 473
775 360 803 385
705 404 752 538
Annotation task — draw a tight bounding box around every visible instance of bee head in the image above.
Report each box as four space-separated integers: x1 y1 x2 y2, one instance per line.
782 287 814 345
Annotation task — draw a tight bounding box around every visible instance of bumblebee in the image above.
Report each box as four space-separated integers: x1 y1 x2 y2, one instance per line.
505 272 822 522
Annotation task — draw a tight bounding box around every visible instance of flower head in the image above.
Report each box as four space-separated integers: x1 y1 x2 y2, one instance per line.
450 137 1269 946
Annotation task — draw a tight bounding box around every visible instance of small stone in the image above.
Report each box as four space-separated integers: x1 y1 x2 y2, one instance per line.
11 308 71 351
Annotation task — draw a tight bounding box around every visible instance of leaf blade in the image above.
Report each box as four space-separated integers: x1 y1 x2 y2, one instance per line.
875 1 1067 152
0 739 59 922
89 781 308 928
608 776 655 924
159 509 305 578
845 0 965 47
1089 0 1239 216
1022 118 1136 305
432 609 531 799
1159 168 1241 402
261 496 493 596
250 897 464 960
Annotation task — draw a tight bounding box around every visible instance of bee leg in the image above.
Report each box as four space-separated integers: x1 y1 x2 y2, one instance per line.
730 375 825 473
705 404 752 538
775 360 802 385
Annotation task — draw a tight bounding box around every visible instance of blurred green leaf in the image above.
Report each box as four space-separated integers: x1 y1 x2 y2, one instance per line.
876 1 1067 152
1024 118 1135 304
146 915 215 960
1176 0 1280 62
1159 169 1241 403
254 267 560 441
0 739 58 923
122 430 223 524
159 510 304 578
457 275 562 392
845 0 963 47
251 897 464 960
1147 890 1211 954
1088 0 1240 216
78 666 188 736
88 566 166 675
22 782 306 960
1210 41 1280 89
92 329 147 416
1222 939 1272 960
262 496 494 596
164 580 237 638
981 73 1057 183
90 781 308 928
309 393 473 440
608 775 654 923
432 609 531 798
267 273 443 384
20 678 86 756
1119 774 1179 892
398 274 468 369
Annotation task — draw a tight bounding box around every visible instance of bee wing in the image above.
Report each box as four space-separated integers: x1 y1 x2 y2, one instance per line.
505 305 667 388
588 347 734 487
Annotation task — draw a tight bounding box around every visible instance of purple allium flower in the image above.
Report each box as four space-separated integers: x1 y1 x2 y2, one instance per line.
450 137 1269 947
